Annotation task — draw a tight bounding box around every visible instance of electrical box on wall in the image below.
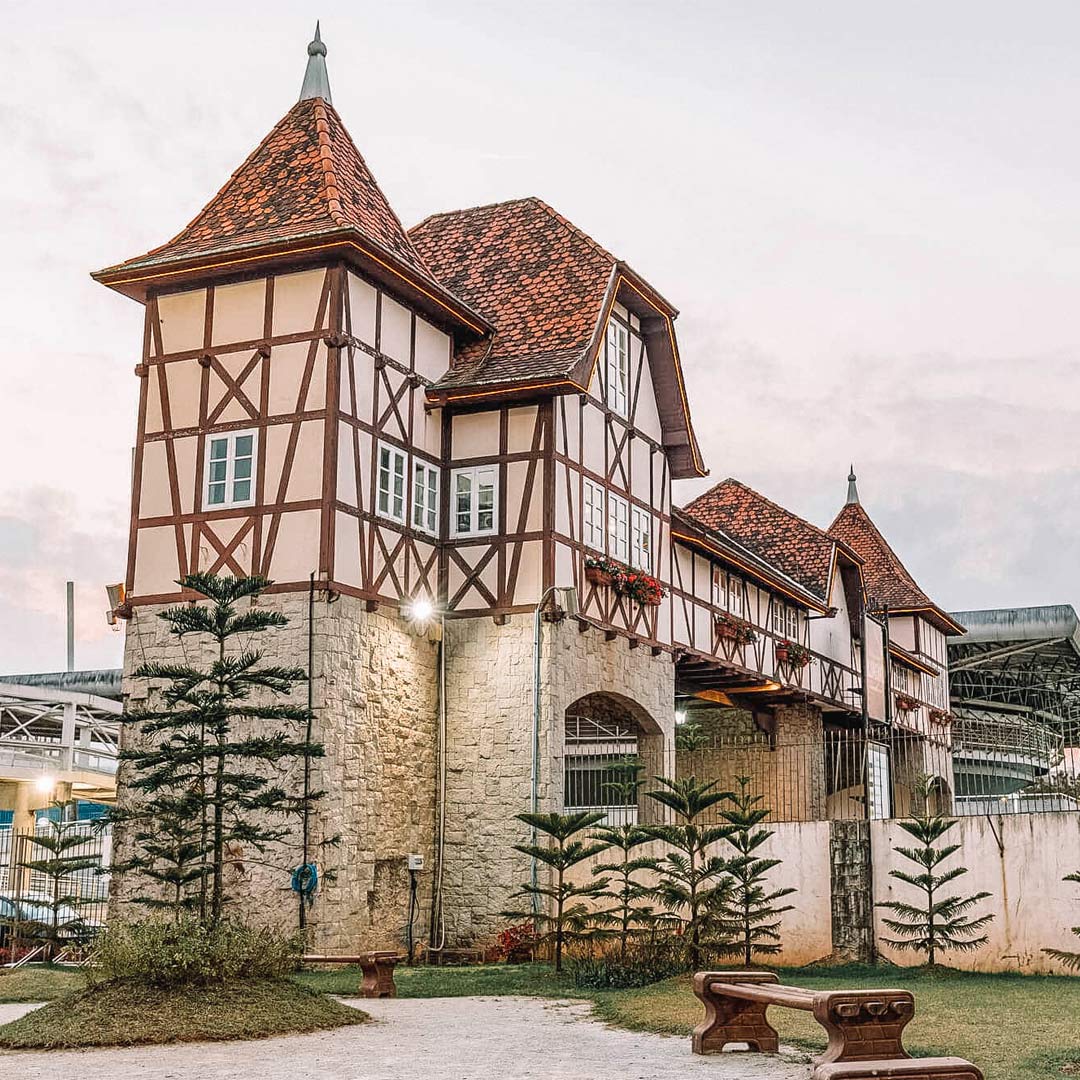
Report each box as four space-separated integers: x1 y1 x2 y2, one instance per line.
407 854 425 871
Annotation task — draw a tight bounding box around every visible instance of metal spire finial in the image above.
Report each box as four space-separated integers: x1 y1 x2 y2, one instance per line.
846 465 860 505
299 21 332 103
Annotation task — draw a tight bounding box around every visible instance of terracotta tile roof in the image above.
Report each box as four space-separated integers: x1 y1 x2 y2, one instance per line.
408 197 616 390
683 479 839 601
829 501 962 632
98 98 436 284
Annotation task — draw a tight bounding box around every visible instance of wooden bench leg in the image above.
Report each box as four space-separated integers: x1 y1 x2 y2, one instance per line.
813 994 915 1064
359 959 397 998
692 972 780 1054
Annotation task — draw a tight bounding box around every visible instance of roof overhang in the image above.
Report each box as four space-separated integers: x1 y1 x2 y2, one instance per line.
671 510 831 614
888 642 941 677
92 228 493 340
885 605 966 636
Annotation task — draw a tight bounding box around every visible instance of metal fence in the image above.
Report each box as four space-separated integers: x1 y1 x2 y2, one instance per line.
0 824 111 955
562 727 1080 825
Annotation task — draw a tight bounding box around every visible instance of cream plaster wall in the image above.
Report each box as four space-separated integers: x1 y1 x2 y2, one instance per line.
564 820 833 967
871 812 1080 973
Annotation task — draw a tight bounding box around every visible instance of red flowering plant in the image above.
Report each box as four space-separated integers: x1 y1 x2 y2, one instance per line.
895 693 919 713
775 640 813 667
495 921 538 963
715 612 758 645
613 567 667 607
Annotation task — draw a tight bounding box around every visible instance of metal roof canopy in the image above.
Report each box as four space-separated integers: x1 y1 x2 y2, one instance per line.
948 604 1080 744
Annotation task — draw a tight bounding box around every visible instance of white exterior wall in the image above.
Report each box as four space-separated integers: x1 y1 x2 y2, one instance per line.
872 812 1080 973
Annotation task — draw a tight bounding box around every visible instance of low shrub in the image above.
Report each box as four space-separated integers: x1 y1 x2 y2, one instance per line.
90 918 304 989
566 935 689 990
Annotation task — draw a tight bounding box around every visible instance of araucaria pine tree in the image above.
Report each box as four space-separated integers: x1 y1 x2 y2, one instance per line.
1043 870 1080 971
505 811 611 972
591 759 659 960
111 573 325 925
645 776 733 969
877 780 993 966
16 800 101 952
713 775 795 966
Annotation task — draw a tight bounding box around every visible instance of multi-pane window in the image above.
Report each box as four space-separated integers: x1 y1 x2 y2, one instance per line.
608 492 629 563
605 319 629 416
204 430 256 509
451 466 497 536
377 443 407 523
631 506 651 570
583 480 605 551
711 569 745 617
412 461 439 535
772 601 800 640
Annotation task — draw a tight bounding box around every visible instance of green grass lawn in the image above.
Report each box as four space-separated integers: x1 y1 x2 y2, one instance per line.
0 978 366 1049
6 960 1079 1078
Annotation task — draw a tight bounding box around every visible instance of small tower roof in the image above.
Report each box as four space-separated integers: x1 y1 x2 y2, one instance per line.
299 22 332 104
846 465 860 505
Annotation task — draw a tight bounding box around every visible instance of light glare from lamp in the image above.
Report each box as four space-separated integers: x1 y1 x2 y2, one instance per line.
410 599 434 623
34 775 55 795
675 710 687 726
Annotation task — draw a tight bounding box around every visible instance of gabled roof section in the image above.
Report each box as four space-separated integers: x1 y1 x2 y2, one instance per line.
683 479 845 603
409 197 705 477
93 98 488 335
671 508 832 613
829 499 964 635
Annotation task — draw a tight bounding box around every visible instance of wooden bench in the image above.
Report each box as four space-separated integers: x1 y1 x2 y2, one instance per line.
692 971 983 1080
302 951 400 998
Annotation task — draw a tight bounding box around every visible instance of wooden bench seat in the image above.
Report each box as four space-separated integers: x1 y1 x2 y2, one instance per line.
814 1057 983 1079
692 971 981 1080
302 951 400 998
693 970 915 1063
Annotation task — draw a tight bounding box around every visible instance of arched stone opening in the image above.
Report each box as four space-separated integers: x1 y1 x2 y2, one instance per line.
562 692 665 824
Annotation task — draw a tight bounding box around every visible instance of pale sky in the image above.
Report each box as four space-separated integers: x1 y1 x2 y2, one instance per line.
2 1 1078 672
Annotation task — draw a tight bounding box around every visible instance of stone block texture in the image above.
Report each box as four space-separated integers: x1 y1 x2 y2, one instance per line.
117 593 438 953
439 614 675 944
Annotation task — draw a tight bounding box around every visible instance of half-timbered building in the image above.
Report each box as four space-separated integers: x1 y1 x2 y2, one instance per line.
97 30 951 949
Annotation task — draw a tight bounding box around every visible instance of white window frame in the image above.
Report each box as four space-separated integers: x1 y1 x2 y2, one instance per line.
203 428 257 510
412 460 440 536
631 506 652 571
582 479 605 551
605 319 629 417
608 492 629 563
772 601 800 640
451 465 498 537
727 574 745 618
377 442 408 524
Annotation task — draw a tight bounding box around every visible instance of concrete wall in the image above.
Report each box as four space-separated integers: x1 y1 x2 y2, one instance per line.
871 812 1080 973
563 819 834 967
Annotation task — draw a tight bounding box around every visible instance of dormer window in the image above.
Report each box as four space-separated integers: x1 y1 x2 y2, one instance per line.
204 430 257 509
605 319 629 416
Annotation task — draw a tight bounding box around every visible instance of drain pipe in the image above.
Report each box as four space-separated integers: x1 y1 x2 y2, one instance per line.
429 612 448 952
531 586 560 918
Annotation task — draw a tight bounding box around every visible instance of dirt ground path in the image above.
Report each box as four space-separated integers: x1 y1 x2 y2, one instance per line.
0 995 811 1079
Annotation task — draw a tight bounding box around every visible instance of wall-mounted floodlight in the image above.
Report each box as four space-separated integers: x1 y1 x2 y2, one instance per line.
34 775 56 796
675 709 687 726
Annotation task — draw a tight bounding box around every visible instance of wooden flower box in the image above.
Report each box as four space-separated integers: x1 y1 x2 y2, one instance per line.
585 565 613 587
775 641 812 667
895 693 919 713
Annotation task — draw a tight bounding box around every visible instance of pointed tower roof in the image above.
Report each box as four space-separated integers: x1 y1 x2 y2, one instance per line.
828 477 964 634
846 465 860 505
299 23 332 103
94 33 489 336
